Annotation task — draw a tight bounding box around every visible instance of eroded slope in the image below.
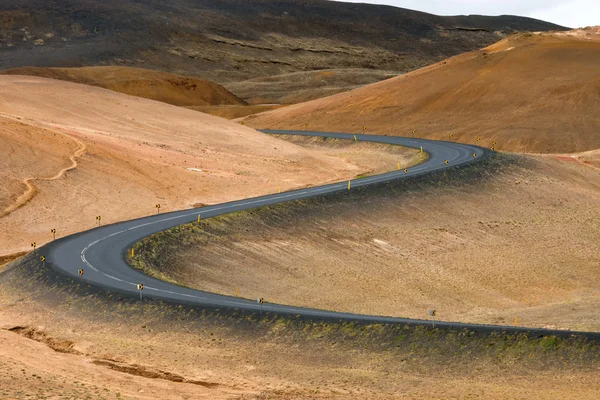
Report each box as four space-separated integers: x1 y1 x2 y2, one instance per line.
245 29 600 154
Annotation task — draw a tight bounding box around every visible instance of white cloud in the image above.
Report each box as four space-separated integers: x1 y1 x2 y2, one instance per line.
335 0 599 28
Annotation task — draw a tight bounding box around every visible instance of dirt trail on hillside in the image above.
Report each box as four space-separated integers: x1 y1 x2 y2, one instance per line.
0 75 421 257
0 114 87 218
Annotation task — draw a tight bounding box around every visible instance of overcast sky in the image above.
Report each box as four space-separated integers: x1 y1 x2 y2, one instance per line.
337 0 598 28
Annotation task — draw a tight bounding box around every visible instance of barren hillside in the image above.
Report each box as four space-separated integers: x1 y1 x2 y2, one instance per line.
226 69 400 105
245 29 600 154
0 75 408 257
1 66 245 107
0 0 564 102
131 153 600 332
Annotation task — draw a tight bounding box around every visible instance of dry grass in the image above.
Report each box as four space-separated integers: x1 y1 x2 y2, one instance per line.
131 153 600 332
245 31 600 154
0 255 598 399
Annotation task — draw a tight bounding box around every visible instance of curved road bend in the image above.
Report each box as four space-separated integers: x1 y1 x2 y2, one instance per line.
37 130 599 339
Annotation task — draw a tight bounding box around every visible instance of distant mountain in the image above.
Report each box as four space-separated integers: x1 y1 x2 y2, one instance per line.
244 30 600 154
0 0 566 100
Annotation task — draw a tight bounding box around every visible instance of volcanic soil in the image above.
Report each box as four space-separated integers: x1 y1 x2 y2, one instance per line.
244 28 600 154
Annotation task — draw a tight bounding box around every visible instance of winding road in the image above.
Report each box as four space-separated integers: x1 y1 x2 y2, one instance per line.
37 130 599 339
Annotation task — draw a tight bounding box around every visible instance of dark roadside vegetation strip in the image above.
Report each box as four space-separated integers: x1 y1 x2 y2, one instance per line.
1 254 599 373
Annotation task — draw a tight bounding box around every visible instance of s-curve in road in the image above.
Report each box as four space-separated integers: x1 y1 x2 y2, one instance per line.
37 130 598 339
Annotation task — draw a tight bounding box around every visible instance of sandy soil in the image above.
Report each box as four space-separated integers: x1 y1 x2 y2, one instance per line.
0 75 414 257
2 66 245 107
0 282 598 400
244 29 600 154
132 154 600 332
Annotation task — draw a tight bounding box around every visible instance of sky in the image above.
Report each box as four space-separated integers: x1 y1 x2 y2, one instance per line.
337 0 598 28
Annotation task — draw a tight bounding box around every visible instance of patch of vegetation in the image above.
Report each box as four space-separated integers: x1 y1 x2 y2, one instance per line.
129 152 517 288
1 253 599 372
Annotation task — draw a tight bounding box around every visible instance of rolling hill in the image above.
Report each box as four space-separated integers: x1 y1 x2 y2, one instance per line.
0 0 565 102
0 75 380 258
244 28 600 154
1 66 245 107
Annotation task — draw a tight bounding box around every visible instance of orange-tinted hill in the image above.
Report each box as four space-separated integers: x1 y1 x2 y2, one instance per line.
1 66 245 107
245 28 600 154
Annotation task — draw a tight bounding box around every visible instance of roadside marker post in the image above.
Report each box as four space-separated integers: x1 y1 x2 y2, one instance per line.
354 134 357 141
348 180 351 190
278 187 281 194
473 153 477 158
305 123 309 131
40 255 45 268
51 228 56 241
236 288 239 297
138 284 144 300
449 134 454 140
31 242 36 253
420 146 423 153
397 163 401 171
197 214 201 223
96 216 101 227
362 126 367 134
257 297 264 317
131 248 135 258
78 269 84 284
514 316 519 327
156 204 161 214
428 309 437 328
412 129 416 138
444 160 449 165
403 168 408 174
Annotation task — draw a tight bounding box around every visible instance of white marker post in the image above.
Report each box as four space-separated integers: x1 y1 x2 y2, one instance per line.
257 297 264 317
78 269 84 284
428 309 436 328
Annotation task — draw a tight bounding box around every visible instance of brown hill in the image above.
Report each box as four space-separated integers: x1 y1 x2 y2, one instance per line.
244 29 600 154
0 75 384 257
226 69 400 105
1 66 245 107
0 0 564 103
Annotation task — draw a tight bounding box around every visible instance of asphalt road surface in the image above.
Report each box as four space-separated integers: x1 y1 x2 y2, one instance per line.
37 130 599 339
